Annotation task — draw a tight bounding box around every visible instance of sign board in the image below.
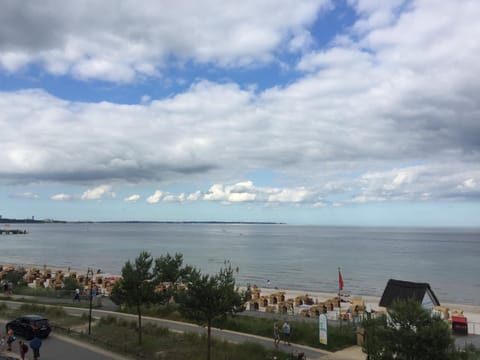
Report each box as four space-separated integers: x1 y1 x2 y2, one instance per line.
319 313 328 345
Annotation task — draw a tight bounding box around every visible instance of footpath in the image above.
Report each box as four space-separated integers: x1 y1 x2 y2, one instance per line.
2 294 367 360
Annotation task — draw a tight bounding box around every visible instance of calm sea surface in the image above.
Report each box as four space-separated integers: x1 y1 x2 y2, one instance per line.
0 223 479 305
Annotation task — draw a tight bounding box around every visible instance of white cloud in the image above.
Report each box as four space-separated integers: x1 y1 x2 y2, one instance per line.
354 165 480 202
297 47 373 72
81 185 115 200
229 181 255 193
161 193 188 203
348 0 406 33
140 95 151 104
10 192 39 200
228 192 257 202
204 184 229 202
51 193 74 201
187 191 202 201
124 194 140 203
351 195 386 203
204 182 257 203
0 52 31 72
267 188 310 203
463 179 477 190
0 0 331 82
312 201 327 208
457 178 478 193
288 29 314 52
146 191 199 203
162 194 174 202
201 181 321 205
146 190 163 204
0 1 479 210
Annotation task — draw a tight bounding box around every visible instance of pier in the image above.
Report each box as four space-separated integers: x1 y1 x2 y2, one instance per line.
0 229 28 235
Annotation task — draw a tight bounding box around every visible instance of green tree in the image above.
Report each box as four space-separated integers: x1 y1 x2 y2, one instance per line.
3 269 27 288
153 252 192 303
363 298 455 360
63 276 81 291
363 315 392 360
110 251 155 345
109 280 125 305
178 263 245 360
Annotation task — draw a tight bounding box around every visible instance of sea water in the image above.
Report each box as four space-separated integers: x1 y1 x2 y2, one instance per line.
0 223 478 305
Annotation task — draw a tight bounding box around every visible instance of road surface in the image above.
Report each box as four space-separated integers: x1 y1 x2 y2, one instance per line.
0 320 129 360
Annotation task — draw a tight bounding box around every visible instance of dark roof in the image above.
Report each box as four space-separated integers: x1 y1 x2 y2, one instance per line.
379 279 440 308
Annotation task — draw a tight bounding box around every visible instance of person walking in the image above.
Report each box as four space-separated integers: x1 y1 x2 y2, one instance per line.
30 337 42 360
19 340 29 360
273 323 280 348
6 327 15 351
282 320 291 345
73 287 81 302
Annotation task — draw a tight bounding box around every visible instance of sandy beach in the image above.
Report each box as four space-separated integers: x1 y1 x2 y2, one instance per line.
255 287 480 335
2 262 479 335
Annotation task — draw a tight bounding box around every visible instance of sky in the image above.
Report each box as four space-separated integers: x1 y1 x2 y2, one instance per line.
1 0 479 226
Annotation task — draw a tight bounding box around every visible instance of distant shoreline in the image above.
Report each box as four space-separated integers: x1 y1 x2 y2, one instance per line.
3 219 480 229
0 218 64 224
0 218 285 225
72 221 286 225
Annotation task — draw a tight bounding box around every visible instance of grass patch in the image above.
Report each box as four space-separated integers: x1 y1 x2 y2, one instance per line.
121 303 185 321
79 316 288 360
215 316 356 351
13 287 73 299
119 303 356 351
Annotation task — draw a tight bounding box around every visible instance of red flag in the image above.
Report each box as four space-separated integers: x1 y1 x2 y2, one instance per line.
338 269 344 291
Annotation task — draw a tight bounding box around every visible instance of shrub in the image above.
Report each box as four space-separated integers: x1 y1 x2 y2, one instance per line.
63 277 82 291
3 269 27 287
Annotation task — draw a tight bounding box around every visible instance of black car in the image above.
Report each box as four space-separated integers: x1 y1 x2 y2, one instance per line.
6 315 51 340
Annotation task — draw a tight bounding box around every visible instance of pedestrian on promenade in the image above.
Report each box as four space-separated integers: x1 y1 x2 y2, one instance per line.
6 327 15 351
366 303 372 319
273 323 280 348
19 340 28 360
73 287 80 302
282 320 291 345
30 337 42 360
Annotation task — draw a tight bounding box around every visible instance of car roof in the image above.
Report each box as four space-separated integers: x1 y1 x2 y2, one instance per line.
20 315 47 320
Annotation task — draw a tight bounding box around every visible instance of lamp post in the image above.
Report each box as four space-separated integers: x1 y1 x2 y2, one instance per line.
86 268 94 335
